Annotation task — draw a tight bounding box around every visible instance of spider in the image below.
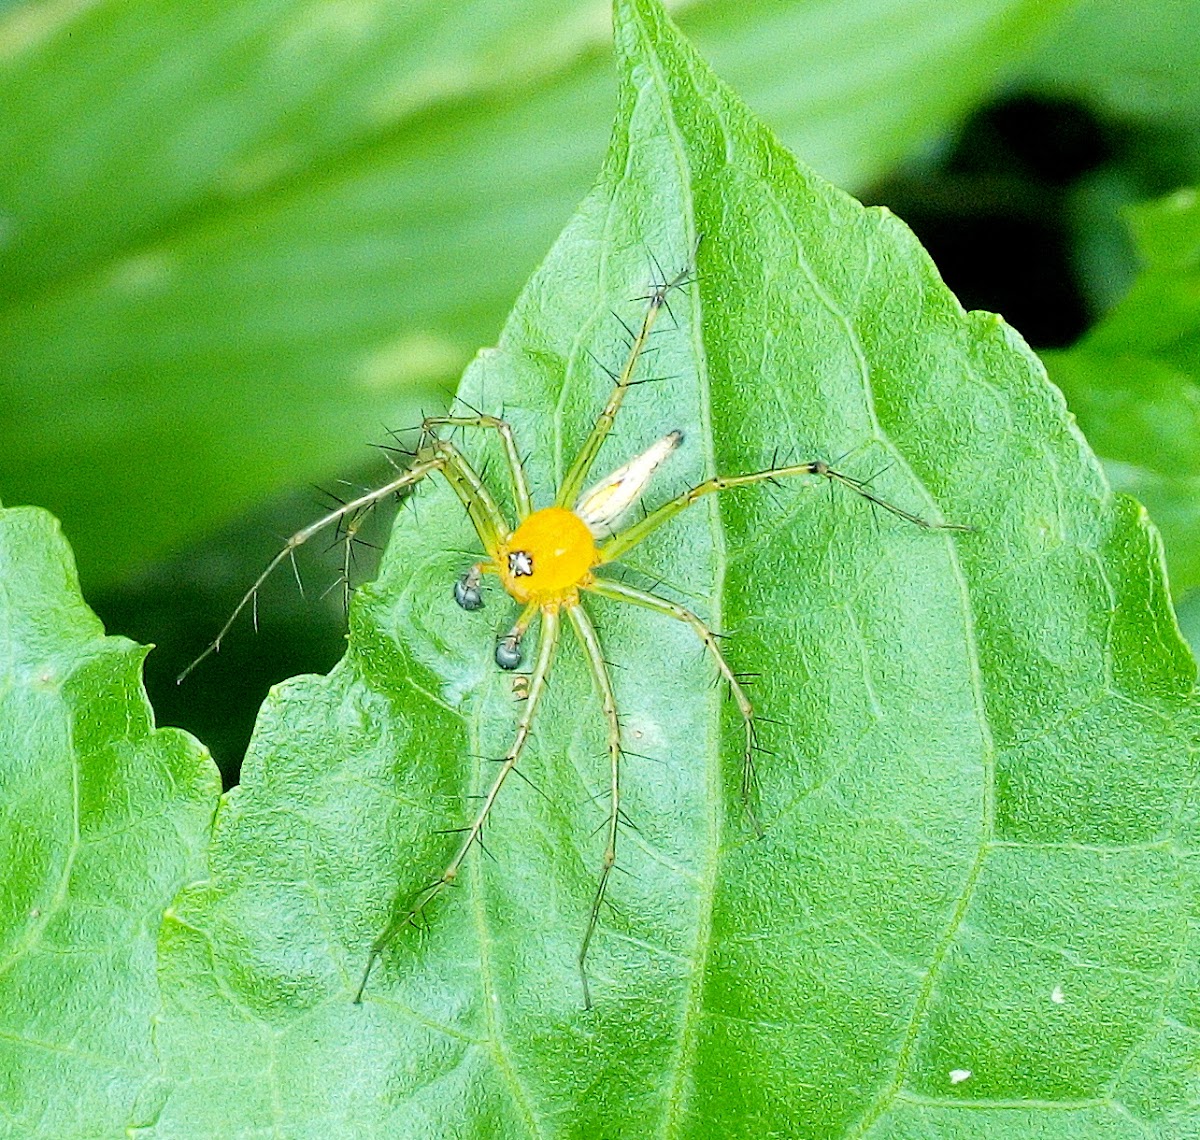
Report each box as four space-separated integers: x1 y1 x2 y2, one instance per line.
182 259 965 1009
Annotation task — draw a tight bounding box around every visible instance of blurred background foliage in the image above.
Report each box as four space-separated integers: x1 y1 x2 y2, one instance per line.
2 0 1197 784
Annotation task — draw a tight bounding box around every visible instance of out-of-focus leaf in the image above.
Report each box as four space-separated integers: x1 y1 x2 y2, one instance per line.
1017 0 1200 326
0 0 1071 587
1043 187 1200 595
1019 0 1200 132
0 502 219 1138
137 0 1199 1135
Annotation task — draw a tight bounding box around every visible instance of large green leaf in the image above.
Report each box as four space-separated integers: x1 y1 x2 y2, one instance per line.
0 0 1070 587
143 0 1198 1135
1043 187 1200 597
0 503 218 1138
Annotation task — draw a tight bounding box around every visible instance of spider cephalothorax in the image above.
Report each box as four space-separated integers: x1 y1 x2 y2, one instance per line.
475 429 682 643
183 259 965 1009
498 505 599 606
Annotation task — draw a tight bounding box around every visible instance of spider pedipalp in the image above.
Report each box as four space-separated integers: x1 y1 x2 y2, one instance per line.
495 633 524 671
453 565 485 611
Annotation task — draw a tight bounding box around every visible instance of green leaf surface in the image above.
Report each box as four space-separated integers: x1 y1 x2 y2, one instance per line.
0 0 1069 586
0 503 218 1138
1043 187 1200 596
142 0 1199 1135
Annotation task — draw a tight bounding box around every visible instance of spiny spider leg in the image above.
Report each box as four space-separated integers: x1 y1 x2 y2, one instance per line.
422 414 532 521
598 458 969 565
565 601 623 1010
354 607 560 1003
585 577 762 835
178 453 441 683
336 502 378 615
178 436 509 683
431 438 509 556
556 262 693 508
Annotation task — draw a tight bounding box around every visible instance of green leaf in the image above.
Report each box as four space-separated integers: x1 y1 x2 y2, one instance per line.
140 0 1200 1134
0 503 218 1137
1043 187 1200 596
1019 0 1200 134
0 0 1070 586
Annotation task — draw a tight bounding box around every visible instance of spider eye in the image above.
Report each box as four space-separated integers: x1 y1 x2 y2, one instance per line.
507 551 534 578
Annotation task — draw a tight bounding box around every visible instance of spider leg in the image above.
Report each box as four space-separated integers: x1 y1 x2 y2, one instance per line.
335 498 381 616
564 601 623 1010
556 261 693 508
354 606 560 1003
598 458 970 564
422 414 532 521
179 437 510 682
584 577 762 835
432 437 510 556
178 452 443 682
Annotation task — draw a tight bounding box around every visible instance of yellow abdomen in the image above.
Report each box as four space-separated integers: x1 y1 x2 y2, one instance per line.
500 507 598 605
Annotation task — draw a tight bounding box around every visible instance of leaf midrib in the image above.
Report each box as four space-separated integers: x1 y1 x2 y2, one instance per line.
630 12 1007 1128
627 23 727 1139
